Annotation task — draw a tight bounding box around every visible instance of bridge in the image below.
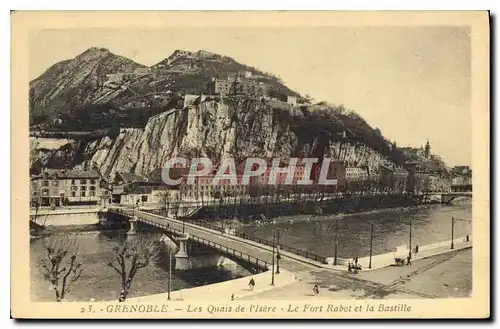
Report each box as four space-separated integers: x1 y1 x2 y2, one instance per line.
108 208 321 273
436 192 472 204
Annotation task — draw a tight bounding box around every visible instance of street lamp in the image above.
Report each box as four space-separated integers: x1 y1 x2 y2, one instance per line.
404 207 413 259
333 215 339 265
409 215 412 258
368 224 374 269
168 249 172 300
271 231 275 286
182 202 187 234
275 228 281 274
219 198 224 233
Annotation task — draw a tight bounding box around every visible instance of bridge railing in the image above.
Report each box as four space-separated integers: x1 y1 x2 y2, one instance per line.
115 209 270 271
238 233 327 264
188 234 270 271
181 218 327 264
120 208 327 265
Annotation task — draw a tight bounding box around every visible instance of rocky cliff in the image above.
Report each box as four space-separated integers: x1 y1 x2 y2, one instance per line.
81 97 319 180
30 47 436 179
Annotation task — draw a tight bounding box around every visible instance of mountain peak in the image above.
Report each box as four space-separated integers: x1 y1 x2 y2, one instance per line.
76 47 112 60
84 47 111 54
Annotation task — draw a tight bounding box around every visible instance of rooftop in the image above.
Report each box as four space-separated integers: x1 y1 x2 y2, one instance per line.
32 169 100 180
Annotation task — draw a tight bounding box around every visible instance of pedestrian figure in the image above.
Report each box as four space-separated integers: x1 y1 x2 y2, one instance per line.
249 278 255 291
348 262 352 274
313 284 319 295
406 254 412 266
466 235 470 242
355 257 359 267
415 245 419 254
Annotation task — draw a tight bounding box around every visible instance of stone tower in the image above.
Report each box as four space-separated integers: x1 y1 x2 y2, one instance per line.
424 140 431 158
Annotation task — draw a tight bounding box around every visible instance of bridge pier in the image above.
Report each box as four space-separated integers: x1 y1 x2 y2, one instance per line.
174 234 222 271
127 217 138 235
174 236 190 270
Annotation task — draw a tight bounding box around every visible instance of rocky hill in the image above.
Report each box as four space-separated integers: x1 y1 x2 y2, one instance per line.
30 48 148 127
29 48 298 132
29 47 446 180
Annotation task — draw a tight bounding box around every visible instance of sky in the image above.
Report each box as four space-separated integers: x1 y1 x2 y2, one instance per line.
29 26 471 167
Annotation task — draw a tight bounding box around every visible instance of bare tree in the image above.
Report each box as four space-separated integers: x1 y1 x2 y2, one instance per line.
170 194 181 218
158 190 171 216
39 236 84 302
108 236 161 302
30 185 47 226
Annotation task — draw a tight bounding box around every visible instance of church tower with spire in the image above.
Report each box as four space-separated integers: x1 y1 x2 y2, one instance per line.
424 140 431 158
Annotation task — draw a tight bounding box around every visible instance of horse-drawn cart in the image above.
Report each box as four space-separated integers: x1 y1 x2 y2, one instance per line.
394 257 406 266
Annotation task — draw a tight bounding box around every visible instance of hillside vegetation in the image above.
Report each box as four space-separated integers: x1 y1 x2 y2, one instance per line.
29 47 448 173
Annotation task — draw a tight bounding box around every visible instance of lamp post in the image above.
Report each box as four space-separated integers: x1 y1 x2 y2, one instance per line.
333 215 339 265
168 249 172 300
182 203 186 234
275 228 281 274
133 199 139 217
451 217 455 249
408 209 413 258
368 224 374 269
271 232 275 286
219 198 224 233
451 217 472 249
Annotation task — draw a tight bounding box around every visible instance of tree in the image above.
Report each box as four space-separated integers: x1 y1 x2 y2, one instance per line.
158 190 171 217
108 236 161 302
39 236 84 302
171 194 181 218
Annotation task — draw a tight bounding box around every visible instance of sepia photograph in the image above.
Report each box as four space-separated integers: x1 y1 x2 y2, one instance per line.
11 11 490 319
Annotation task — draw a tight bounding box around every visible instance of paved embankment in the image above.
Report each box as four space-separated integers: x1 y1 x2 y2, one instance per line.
328 238 472 272
30 206 104 226
127 269 296 302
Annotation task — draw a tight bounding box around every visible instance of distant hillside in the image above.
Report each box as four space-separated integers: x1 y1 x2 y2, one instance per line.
29 47 452 175
30 47 147 127
29 48 300 132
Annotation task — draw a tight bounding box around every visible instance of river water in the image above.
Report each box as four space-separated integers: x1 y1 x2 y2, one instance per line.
237 201 472 259
30 201 472 302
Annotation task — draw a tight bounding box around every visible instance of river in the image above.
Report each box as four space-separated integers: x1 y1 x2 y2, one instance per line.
30 201 472 302
30 230 252 302
237 201 472 259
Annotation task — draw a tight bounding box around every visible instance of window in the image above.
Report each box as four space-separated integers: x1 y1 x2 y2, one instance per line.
71 179 76 185
71 191 76 197
80 179 87 184
89 186 96 197
141 195 148 202
42 189 49 196
80 191 86 197
90 179 96 185
52 180 59 186
42 180 49 187
71 186 77 191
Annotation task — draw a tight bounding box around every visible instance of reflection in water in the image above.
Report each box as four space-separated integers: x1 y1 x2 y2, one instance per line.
30 230 251 302
237 203 472 258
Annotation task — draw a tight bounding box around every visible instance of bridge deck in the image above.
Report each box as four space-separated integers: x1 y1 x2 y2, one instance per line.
113 208 315 273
